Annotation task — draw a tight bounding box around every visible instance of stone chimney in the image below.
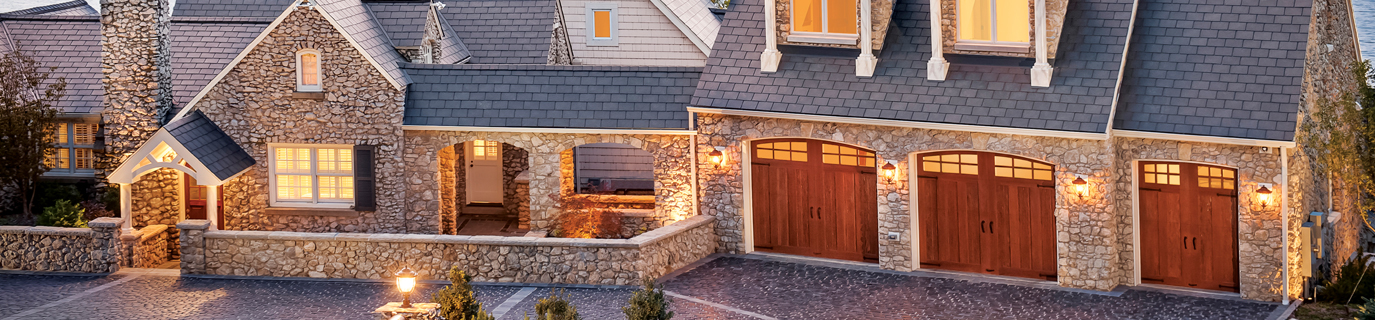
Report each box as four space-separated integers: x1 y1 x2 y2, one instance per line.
99 0 173 178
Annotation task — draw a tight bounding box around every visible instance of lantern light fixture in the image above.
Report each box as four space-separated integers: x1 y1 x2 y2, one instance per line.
395 267 417 308
708 146 726 168
1072 175 1088 200
1256 184 1274 209
881 161 898 184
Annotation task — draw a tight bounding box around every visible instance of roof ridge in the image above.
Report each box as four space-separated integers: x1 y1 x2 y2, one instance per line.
0 14 98 21
170 16 278 23
398 62 702 73
1 0 90 16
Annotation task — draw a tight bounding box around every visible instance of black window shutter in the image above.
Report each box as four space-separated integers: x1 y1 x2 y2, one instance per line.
353 145 377 211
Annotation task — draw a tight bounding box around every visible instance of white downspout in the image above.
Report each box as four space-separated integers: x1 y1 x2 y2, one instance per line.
690 113 701 220
856 0 878 77
1030 0 1053 87
1281 147 1290 305
925 0 949 80
761 0 782 72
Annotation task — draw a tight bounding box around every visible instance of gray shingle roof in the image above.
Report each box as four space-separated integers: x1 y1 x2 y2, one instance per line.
0 15 268 114
690 0 1133 134
365 1 427 48
317 0 413 86
2 0 97 16
1111 0 1310 141
401 63 700 129
440 0 554 64
434 8 473 64
165 110 256 180
173 0 296 18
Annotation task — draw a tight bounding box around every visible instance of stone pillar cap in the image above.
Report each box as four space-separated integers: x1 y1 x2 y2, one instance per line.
88 217 124 228
177 219 213 230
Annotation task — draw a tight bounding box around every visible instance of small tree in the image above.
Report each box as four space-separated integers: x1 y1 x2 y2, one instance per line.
0 47 65 224
37 199 86 228
623 277 673 320
527 290 581 320
433 266 495 320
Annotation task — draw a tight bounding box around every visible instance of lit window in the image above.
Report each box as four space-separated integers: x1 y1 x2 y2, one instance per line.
472 140 500 161
792 0 856 35
821 143 874 167
45 122 97 175
754 141 808 162
921 154 979 175
993 156 1053 180
958 0 1029 43
1142 163 1181 186
271 146 353 206
585 3 618 46
296 49 322 92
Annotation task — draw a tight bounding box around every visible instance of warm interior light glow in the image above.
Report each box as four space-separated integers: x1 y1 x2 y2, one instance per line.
397 276 415 293
1072 176 1088 199
395 267 417 308
1257 185 1273 208
881 162 897 183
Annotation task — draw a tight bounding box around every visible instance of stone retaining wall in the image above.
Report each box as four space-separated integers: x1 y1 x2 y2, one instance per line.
0 217 123 273
128 224 171 268
178 216 716 285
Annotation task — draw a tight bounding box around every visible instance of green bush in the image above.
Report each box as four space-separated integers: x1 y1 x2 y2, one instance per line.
37 199 86 228
33 182 81 214
1319 255 1375 304
433 266 495 320
623 277 673 320
1359 298 1375 320
526 290 581 320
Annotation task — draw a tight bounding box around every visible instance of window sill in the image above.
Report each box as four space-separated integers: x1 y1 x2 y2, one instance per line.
786 33 858 45
952 42 1031 54
265 206 358 217
292 91 325 100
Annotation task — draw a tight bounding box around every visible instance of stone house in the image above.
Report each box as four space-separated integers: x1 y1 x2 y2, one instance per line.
0 0 1362 303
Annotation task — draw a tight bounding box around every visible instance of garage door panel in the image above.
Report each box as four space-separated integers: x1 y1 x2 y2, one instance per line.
1138 161 1238 292
750 139 878 263
917 152 1054 278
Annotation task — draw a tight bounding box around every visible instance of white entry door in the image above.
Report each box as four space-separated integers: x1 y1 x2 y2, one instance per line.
466 140 504 203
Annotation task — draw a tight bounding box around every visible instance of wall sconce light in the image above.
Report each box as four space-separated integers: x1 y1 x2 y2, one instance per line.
1072 175 1088 200
1256 184 1274 209
395 267 417 308
708 146 726 169
881 161 898 184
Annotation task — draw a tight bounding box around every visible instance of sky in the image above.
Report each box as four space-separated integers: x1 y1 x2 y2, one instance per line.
1357 0 1374 63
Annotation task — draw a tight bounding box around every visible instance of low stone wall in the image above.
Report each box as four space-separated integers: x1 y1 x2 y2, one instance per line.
0 217 123 273
127 224 171 268
179 216 716 285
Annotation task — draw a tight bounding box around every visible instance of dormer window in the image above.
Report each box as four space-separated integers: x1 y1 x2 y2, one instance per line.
787 0 857 45
956 0 1030 52
296 49 322 92
586 3 619 46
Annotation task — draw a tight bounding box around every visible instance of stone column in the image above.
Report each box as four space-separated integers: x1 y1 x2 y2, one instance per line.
88 217 123 273
99 0 173 181
176 219 211 274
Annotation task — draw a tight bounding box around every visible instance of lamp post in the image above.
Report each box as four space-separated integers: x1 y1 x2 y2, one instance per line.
395 267 417 308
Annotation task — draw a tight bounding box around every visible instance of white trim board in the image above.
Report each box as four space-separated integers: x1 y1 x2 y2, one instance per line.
687 107 1109 140
1103 0 1141 132
171 0 405 122
1112 130 1296 148
648 0 711 55
401 125 697 135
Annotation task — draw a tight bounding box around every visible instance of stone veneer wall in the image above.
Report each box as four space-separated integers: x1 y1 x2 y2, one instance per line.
131 168 180 228
439 145 457 234
0 218 123 273
194 7 408 233
98 0 173 178
403 131 694 233
127 224 171 268
1112 138 1287 301
502 143 531 216
696 114 1118 290
179 216 715 285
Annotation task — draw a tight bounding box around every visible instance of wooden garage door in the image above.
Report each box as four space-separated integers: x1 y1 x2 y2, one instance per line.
917 152 1057 280
1138 162 1239 292
751 139 879 262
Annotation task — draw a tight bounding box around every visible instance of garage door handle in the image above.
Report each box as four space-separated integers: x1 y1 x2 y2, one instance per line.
988 221 993 233
1192 237 1197 250
1183 237 1187 249
981 221 986 233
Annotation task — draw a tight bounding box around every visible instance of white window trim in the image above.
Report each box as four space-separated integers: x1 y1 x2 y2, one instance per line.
955 0 1031 50
787 0 859 44
585 3 619 46
295 49 323 92
268 143 355 209
44 122 97 176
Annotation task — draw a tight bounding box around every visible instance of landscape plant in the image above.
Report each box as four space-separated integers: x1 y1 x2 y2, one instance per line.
526 290 581 320
433 266 495 320
1359 298 1375 320
622 277 673 320
1297 60 1375 232
0 47 65 225
1318 254 1375 304
36 199 86 228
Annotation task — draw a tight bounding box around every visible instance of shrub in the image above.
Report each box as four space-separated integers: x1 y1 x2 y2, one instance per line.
433 266 495 320
623 277 673 320
1359 298 1375 320
1319 255 1375 304
527 290 581 320
37 199 86 228
79 199 114 221
551 194 623 239
32 182 80 214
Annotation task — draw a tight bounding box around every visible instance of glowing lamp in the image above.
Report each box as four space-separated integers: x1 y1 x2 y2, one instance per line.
881 161 898 184
1256 185 1273 209
395 267 417 308
708 146 726 168
1072 176 1088 200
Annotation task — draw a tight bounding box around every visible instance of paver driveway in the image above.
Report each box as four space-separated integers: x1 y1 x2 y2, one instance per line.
0 254 1284 319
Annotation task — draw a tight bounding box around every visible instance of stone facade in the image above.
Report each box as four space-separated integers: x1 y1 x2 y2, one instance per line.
549 0 574 65
502 143 531 216
697 114 1119 291
193 7 409 233
0 217 122 273
98 0 173 178
131 168 180 228
404 131 694 233
126 224 171 268
177 220 211 274
1112 138 1287 301
438 146 458 234
180 215 716 285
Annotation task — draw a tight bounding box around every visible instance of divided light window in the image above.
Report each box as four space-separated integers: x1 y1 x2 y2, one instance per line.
271 146 354 206
790 0 857 44
958 0 1029 44
296 49 322 92
45 122 97 175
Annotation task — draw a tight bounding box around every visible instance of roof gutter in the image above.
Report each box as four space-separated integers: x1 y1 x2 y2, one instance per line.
401 125 697 135
687 106 1110 140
